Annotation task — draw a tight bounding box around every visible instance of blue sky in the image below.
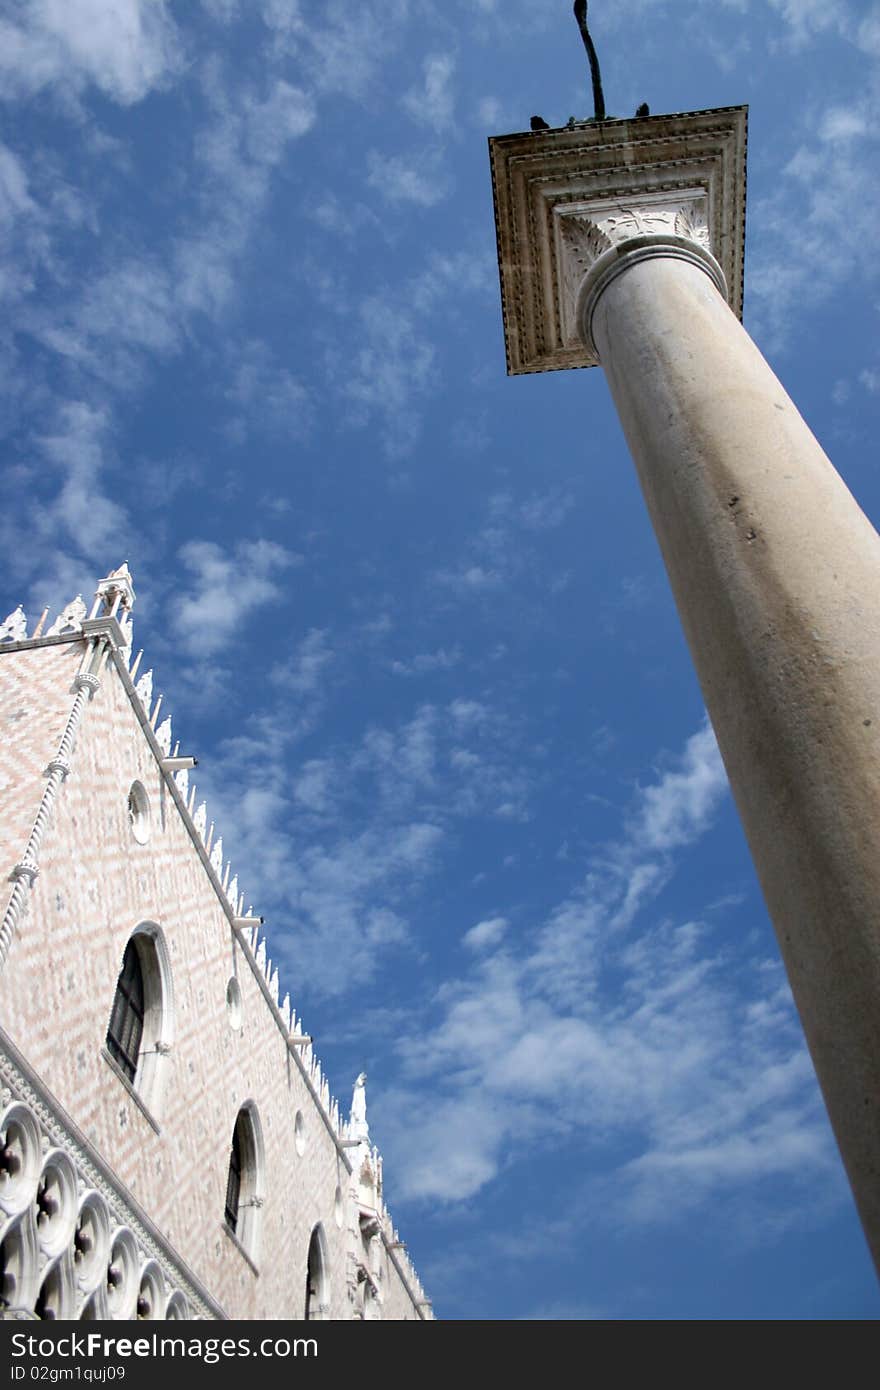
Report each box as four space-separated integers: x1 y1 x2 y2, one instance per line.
2 0 879 1320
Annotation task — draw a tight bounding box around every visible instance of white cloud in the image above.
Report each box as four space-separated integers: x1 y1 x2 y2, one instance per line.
820 106 868 141
224 339 311 443
766 0 850 46
202 0 242 22
365 150 449 208
289 0 410 100
376 720 835 1227
831 378 851 405
0 0 183 106
35 399 126 549
173 538 300 658
518 490 575 531
475 96 503 127
747 37 880 348
0 397 131 613
0 143 36 229
244 79 315 162
342 295 435 457
272 629 334 697
463 916 509 952
629 720 728 853
330 248 492 456
858 9 880 55
402 53 456 133
860 368 880 394
390 646 461 677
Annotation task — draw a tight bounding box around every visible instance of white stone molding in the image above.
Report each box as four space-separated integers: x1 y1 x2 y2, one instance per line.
488 105 747 373
0 1032 222 1319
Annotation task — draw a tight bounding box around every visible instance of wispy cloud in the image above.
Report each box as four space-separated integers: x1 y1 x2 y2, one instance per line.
434 487 576 600
223 339 311 444
373 720 835 1233
173 538 300 658
390 646 462 677
462 915 508 952
745 31 880 348
365 150 450 208
629 721 729 853
402 52 457 133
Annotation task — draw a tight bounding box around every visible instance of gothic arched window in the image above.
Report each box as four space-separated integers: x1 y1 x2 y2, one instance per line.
106 941 144 1082
305 1224 330 1320
223 1106 263 1262
224 1123 242 1232
105 926 173 1117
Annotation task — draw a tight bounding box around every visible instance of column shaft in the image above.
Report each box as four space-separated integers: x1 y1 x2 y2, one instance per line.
591 254 880 1272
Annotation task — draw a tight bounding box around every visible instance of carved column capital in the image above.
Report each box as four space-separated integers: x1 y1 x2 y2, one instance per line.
72 671 101 697
554 190 726 362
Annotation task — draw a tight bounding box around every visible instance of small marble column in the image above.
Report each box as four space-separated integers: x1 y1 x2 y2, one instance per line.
489 108 880 1274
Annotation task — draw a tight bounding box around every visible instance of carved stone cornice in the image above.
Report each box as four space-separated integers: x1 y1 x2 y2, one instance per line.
488 106 747 374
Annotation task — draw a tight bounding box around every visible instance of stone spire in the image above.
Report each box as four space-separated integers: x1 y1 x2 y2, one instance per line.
89 561 136 619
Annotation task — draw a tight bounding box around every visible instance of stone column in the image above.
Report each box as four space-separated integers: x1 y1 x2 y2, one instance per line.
590 238 880 1274
489 108 880 1274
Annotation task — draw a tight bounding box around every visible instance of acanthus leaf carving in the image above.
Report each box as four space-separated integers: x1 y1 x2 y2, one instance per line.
555 190 711 351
